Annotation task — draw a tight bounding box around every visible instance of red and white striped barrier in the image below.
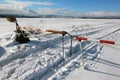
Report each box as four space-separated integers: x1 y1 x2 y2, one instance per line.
76 36 120 45
45 29 120 45
45 29 120 68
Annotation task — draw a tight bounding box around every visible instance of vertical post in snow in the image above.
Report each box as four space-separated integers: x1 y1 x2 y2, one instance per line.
67 33 73 56
61 31 67 66
62 36 65 66
70 36 72 56
0 39 1 46
79 41 84 70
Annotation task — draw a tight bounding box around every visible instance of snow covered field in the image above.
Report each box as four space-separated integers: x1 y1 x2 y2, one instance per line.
0 18 120 80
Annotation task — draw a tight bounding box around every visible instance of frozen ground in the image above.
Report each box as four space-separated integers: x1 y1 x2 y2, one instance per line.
0 18 120 80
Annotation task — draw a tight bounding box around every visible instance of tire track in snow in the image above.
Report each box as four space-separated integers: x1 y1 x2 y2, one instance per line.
0 36 65 67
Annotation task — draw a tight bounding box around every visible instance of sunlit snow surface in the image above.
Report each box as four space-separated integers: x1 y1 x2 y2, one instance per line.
0 18 120 80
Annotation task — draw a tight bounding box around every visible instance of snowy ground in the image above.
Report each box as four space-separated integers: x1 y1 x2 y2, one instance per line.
0 18 120 80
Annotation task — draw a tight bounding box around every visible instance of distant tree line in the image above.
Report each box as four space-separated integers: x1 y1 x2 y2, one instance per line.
1 14 120 19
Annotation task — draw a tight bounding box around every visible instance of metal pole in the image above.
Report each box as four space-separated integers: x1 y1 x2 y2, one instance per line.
70 36 72 56
62 36 65 66
79 41 84 70
67 33 73 56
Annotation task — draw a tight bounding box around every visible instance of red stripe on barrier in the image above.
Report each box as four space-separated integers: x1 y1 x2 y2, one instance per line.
100 40 115 44
76 36 88 41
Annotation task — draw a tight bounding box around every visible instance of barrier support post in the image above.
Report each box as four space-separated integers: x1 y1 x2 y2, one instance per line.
62 35 65 66
79 41 85 70
61 31 67 66
76 36 85 70
67 33 73 56
70 36 72 56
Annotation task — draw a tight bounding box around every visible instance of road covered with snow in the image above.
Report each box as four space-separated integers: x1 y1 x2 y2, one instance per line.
0 18 120 80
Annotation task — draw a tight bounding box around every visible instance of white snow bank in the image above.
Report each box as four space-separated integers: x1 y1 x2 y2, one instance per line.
0 18 120 80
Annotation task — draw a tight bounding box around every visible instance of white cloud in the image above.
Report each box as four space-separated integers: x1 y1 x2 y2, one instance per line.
36 7 119 17
4 0 55 7
37 8 81 16
83 11 120 17
37 8 120 17
0 0 120 17
0 0 55 16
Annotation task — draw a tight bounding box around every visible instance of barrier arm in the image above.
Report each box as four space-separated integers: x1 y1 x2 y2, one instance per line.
76 36 88 42
76 36 118 45
99 40 115 45
45 29 67 36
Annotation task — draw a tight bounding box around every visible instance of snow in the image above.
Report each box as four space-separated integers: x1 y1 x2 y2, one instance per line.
0 18 120 80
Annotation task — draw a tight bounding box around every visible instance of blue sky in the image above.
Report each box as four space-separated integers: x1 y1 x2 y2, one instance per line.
0 0 120 16
1 0 120 12
55 0 119 12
